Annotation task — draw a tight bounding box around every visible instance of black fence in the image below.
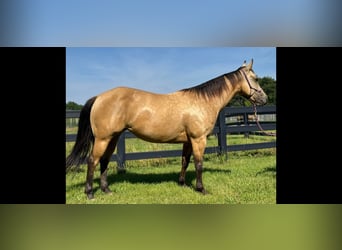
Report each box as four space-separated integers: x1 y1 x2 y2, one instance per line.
66 105 276 168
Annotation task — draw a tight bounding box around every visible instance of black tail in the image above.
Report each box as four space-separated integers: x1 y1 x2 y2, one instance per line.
66 96 97 172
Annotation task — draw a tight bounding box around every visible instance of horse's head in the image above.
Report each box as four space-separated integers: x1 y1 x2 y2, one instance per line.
239 59 268 105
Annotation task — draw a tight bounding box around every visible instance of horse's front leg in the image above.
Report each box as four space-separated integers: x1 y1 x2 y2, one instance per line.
190 136 208 194
179 142 193 186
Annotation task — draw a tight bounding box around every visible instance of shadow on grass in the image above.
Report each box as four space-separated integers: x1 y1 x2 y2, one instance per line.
255 166 276 176
69 167 231 193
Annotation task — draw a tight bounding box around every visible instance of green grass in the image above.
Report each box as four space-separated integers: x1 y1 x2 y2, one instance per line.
66 133 276 204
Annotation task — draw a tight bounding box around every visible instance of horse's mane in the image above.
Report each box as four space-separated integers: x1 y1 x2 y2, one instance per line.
180 68 244 99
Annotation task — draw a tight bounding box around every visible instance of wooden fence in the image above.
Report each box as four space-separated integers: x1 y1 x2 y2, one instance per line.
66 105 276 168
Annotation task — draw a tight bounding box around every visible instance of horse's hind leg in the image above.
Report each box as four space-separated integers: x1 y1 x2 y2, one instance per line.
178 142 192 186
99 135 119 194
85 138 111 199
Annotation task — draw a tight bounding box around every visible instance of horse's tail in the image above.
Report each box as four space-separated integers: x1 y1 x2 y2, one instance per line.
66 96 97 172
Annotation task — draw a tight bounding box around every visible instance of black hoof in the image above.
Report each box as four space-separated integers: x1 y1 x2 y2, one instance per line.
178 180 186 186
86 192 95 200
101 187 112 194
196 187 208 195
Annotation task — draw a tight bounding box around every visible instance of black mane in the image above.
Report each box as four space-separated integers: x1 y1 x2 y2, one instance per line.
181 68 243 99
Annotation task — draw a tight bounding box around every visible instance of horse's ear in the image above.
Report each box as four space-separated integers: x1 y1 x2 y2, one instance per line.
246 59 253 70
242 60 247 67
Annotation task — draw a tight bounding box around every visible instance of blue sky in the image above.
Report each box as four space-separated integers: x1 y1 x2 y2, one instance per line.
66 47 276 104
3 0 340 46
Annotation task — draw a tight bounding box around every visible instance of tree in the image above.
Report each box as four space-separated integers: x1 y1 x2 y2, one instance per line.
259 76 276 105
66 101 83 110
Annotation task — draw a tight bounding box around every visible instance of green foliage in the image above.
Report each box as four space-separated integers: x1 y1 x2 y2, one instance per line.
260 76 276 105
66 101 83 110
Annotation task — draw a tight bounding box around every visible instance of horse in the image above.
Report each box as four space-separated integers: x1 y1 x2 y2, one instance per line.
66 59 268 199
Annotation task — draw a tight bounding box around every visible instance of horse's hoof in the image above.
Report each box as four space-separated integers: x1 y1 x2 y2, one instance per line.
102 187 113 194
196 187 208 195
178 180 186 186
87 193 95 200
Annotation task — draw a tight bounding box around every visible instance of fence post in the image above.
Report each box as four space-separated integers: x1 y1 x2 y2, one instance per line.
217 109 227 157
116 133 126 173
243 112 249 137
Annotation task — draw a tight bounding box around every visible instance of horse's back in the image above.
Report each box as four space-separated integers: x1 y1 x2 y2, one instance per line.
99 86 166 103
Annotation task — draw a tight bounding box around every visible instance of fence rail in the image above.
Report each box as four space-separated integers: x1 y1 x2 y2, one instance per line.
66 105 276 168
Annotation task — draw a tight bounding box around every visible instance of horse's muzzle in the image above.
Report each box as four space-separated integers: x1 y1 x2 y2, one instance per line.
250 95 267 106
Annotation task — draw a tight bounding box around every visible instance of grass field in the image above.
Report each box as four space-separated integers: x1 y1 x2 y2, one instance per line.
66 133 276 204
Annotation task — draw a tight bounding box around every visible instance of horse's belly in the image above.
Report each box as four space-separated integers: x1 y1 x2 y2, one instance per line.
128 127 188 143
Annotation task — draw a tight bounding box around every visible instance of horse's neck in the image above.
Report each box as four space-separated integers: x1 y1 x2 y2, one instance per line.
215 82 240 111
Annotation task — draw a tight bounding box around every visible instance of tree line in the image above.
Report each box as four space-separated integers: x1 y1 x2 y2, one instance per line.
66 77 276 110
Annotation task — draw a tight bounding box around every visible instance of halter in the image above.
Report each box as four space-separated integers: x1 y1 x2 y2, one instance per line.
240 69 260 98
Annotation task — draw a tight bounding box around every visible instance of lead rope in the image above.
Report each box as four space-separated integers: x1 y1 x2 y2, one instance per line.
253 104 276 136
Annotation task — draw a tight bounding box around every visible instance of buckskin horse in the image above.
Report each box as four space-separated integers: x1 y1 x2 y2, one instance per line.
66 59 268 199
